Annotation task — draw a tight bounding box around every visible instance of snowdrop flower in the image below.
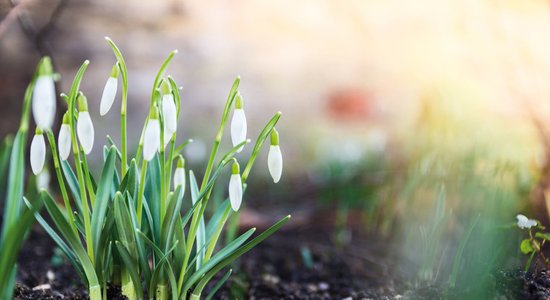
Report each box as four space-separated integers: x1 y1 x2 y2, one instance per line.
173 155 186 195
161 79 178 135
58 112 72 160
32 57 56 129
99 64 119 116
36 168 51 191
228 160 243 211
30 128 46 175
517 214 537 229
143 107 160 161
76 94 94 154
230 93 247 152
268 128 283 183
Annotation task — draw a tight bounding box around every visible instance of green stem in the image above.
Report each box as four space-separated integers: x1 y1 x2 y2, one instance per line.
204 205 231 261
165 135 176 194
105 38 129 176
65 60 94 263
69 97 94 265
160 121 166 223
45 130 77 236
80 150 95 207
137 160 147 224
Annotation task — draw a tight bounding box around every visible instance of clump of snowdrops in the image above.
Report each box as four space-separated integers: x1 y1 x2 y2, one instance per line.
25 38 289 300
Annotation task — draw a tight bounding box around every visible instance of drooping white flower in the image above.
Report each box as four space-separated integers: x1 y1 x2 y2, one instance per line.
143 107 160 161
58 113 72 160
36 168 51 191
173 156 186 195
517 214 537 229
267 128 283 183
99 64 119 116
76 95 94 154
161 79 178 135
32 58 56 129
230 93 247 153
228 161 243 211
30 129 46 175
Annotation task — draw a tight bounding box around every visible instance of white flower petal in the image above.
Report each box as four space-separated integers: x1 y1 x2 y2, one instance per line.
77 112 94 154
162 94 177 133
163 126 174 148
58 124 72 160
526 219 538 228
32 75 56 129
517 214 537 229
173 167 186 195
143 119 160 161
268 145 283 183
100 77 118 116
229 174 243 211
30 134 46 175
36 169 50 191
230 109 247 153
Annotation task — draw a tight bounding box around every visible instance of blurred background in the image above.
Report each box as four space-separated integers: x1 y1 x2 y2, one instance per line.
3 0 550 297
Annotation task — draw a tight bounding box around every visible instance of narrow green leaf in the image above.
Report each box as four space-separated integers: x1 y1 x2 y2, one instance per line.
189 171 206 270
204 269 232 300
91 147 117 251
192 215 290 295
184 228 255 293
40 191 99 289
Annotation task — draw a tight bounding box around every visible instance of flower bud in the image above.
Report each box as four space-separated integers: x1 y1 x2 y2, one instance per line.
267 128 283 183
30 128 46 175
228 160 243 211
230 92 247 153
99 64 119 116
173 155 186 194
143 107 160 161
161 80 178 149
76 94 94 154
58 112 72 160
32 57 56 129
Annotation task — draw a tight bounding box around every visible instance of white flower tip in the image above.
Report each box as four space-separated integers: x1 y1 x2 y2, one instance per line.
100 77 118 116
58 124 72 161
268 145 283 184
229 174 243 211
30 134 46 175
77 112 94 154
173 49 179 54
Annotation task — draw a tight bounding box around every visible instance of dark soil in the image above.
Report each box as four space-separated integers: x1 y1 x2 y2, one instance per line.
13 210 550 300
13 209 398 299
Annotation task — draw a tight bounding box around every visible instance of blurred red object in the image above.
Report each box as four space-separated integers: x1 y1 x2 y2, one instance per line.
326 88 372 121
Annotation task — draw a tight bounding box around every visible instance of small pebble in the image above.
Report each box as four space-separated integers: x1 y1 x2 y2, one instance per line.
46 269 55 281
307 283 318 292
262 273 280 285
32 283 51 291
319 282 329 291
